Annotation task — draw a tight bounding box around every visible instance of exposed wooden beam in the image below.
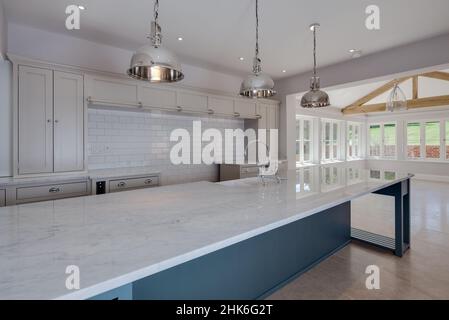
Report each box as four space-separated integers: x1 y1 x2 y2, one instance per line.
421 71 449 82
342 95 449 115
412 76 419 99
342 77 411 111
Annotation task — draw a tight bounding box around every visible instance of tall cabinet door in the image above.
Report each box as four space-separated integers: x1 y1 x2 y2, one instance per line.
54 71 84 172
18 66 54 175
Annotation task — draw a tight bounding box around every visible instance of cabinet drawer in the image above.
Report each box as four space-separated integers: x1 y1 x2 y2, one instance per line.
240 166 260 175
90 77 139 105
208 97 234 116
240 166 259 179
16 182 88 202
0 189 5 207
177 92 208 113
234 101 257 118
139 85 177 110
109 176 159 193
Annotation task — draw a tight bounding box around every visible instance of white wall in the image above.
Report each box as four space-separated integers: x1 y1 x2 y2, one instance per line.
7 23 244 95
0 0 7 59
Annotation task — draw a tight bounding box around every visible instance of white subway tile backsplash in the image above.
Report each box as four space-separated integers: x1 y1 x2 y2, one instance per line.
88 109 244 185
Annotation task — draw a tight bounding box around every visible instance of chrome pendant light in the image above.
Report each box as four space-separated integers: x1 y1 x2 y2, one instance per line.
301 23 330 108
386 81 407 112
240 0 276 98
127 0 184 83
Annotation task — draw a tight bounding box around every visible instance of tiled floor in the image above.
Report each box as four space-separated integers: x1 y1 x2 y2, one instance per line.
268 179 449 300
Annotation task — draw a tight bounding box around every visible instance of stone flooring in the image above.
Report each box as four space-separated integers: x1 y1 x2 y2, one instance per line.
268 179 449 299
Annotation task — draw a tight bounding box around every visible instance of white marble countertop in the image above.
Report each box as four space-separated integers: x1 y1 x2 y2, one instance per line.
0 166 412 299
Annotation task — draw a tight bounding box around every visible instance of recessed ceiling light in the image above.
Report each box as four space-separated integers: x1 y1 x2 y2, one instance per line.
349 49 362 58
239 57 245 61
78 5 86 10
282 70 287 73
177 37 183 41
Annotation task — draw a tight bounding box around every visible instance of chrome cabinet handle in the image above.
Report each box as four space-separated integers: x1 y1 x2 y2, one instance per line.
47 119 52 123
233 112 240 117
117 182 127 188
176 106 183 112
49 187 61 193
255 114 262 119
207 109 214 115
144 179 153 185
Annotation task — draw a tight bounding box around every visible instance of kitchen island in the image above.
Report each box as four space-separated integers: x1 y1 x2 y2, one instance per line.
0 165 411 300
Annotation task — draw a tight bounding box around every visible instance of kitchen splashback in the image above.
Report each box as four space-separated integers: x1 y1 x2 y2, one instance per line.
88 108 245 185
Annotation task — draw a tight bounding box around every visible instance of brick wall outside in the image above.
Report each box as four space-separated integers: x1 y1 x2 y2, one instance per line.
407 145 449 159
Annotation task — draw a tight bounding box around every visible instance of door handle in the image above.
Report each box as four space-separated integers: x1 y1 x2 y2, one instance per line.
49 187 61 193
117 182 127 188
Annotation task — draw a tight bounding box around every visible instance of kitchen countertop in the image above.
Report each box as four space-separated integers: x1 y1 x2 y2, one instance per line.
0 165 412 299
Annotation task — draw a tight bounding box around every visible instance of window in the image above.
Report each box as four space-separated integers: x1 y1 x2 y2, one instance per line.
369 124 381 157
347 123 361 159
383 123 397 158
406 120 447 161
296 118 313 165
368 123 396 158
425 121 440 159
322 119 340 162
407 122 421 159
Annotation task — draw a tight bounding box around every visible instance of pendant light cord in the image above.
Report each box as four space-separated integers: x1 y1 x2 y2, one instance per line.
253 0 262 74
255 0 259 59
151 0 162 47
313 27 317 78
154 0 159 26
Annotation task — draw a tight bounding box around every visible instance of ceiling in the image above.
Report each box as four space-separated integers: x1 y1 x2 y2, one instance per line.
296 69 449 109
3 0 449 79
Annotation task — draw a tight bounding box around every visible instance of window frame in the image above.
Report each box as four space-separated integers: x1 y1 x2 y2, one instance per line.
321 119 341 162
296 117 314 166
405 119 447 162
368 121 397 160
347 122 362 160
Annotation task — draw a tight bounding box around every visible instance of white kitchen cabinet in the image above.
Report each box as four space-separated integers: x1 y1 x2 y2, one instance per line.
139 85 177 111
54 71 84 172
16 181 89 203
17 65 85 176
208 96 234 116
267 104 278 130
87 76 139 107
234 100 257 118
256 103 279 153
257 103 278 130
18 66 54 175
177 91 208 113
109 175 159 193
